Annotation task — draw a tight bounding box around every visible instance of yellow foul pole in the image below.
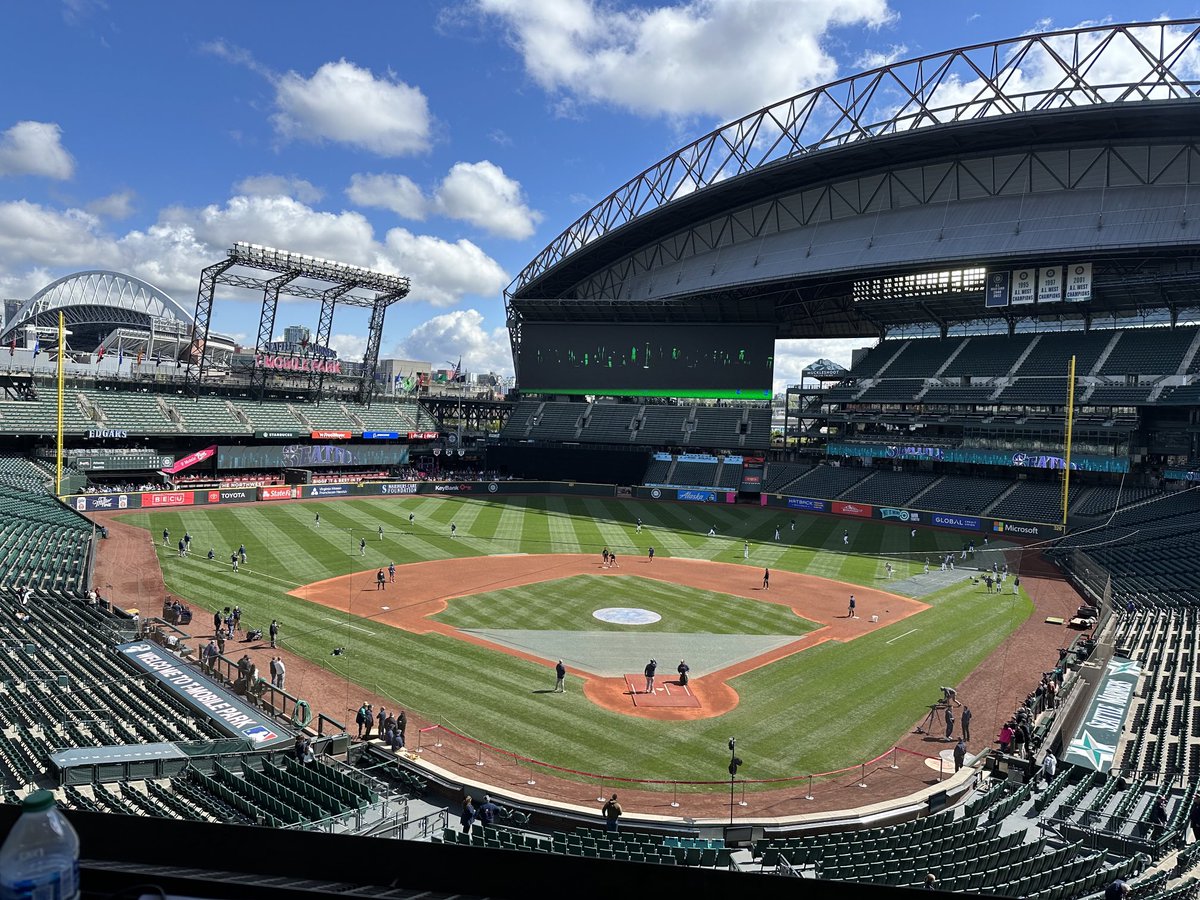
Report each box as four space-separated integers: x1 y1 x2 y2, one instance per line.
1061 354 1077 527
56 311 64 496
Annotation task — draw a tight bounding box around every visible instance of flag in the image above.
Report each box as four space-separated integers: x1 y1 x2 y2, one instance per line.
153 353 161 366
7 338 13 357
136 350 144 366
32 340 39 358
97 345 106 361
452 357 462 381
394 372 402 385
117 347 124 367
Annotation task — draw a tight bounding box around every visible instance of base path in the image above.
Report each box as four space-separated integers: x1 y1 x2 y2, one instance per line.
291 554 928 720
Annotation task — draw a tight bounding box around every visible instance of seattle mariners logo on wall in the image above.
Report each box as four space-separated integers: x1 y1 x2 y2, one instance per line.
487 482 499 493
880 508 911 521
650 488 662 499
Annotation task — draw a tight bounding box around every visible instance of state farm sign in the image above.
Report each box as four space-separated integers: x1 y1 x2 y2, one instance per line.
258 486 297 501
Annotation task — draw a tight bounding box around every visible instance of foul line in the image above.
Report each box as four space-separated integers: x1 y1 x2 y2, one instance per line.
886 628 918 644
323 616 373 633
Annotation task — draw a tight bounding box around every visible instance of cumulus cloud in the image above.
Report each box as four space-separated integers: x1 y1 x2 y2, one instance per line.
0 192 509 314
234 174 323 204
346 161 540 240
327 333 369 361
475 0 896 120
433 161 542 239
394 308 514 375
346 173 428 220
0 122 75 180
382 227 509 306
86 190 135 220
272 59 432 156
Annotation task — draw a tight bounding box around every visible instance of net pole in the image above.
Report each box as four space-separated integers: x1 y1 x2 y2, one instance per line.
56 311 65 496
1061 354 1077 527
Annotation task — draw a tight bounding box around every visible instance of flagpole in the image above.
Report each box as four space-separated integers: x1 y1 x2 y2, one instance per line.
56 312 65 497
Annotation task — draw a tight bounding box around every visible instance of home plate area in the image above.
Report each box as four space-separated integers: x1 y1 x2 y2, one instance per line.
623 675 701 708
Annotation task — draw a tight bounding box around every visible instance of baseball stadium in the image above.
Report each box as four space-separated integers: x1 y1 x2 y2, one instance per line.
4 20 1200 899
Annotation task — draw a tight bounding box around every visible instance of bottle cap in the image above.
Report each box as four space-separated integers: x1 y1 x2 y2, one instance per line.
22 790 55 812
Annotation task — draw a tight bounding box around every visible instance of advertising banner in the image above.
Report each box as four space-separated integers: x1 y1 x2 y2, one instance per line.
1010 269 1036 305
833 501 873 518
378 482 420 495
71 493 140 512
1062 657 1141 772
311 430 352 440
786 497 827 512
1164 469 1200 482
985 271 1011 308
1064 262 1093 302
825 442 1129 474
162 445 217 475
429 483 477 494
306 484 352 498
254 430 302 439
362 431 400 440
878 507 922 523
677 489 718 502
258 485 298 501
115 642 291 748
990 520 1061 539
207 488 255 504
143 491 195 508
407 431 439 440
931 513 980 530
1038 265 1064 303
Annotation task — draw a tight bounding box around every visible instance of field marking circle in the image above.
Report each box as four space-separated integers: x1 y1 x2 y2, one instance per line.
593 607 662 625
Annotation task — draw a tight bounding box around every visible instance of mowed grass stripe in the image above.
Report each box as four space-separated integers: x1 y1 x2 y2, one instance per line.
434 575 817 635
136 495 1032 783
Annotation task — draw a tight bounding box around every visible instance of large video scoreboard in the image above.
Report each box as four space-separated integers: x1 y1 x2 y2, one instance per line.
516 323 776 399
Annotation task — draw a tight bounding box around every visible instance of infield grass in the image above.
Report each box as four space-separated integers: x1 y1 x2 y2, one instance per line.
124 495 1032 785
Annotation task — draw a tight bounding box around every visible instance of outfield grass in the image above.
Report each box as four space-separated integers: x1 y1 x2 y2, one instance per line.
434 575 819 635
124 495 1032 784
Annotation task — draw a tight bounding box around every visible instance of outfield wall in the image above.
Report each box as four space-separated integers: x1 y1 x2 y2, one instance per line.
64 479 1063 540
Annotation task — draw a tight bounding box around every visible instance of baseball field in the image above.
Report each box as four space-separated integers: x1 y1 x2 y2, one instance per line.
121 494 1033 786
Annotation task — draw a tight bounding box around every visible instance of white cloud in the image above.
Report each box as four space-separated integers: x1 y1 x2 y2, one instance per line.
346 161 541 240
0 192 510 314
234 174 323 204
327 333 369 361
382 227 509 307
272 59 432 156
854 43 908 70
433 161 542 239
0 122 75 180
394 308 514 375
475 0 896 120
346 173 428 219
0 201 111 269
86 190 135 220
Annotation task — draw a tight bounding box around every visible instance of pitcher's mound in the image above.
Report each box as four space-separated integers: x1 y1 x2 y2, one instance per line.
623 675 701 708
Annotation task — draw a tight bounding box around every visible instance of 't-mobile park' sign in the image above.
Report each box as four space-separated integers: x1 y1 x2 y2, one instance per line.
115 642 291 748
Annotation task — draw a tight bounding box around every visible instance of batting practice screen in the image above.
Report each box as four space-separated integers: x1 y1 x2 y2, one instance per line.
516 323 777 399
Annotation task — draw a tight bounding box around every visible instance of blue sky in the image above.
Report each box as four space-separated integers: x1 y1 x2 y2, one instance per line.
0 0 1174 389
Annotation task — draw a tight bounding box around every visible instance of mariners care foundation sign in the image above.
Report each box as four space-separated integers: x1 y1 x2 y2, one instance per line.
1062 657 1141 772
115 642 292 748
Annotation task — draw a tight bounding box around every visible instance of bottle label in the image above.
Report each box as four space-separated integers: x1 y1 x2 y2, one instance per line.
0 861 78 900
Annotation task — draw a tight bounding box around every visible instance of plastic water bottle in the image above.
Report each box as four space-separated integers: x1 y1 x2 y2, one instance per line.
0 790 79 900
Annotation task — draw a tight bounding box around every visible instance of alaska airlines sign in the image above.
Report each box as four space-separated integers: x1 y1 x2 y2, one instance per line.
255 353 342 375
